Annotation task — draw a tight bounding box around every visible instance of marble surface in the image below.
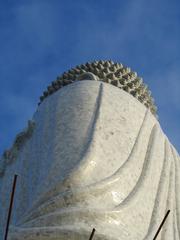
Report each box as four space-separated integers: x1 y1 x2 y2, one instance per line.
0 80 179 240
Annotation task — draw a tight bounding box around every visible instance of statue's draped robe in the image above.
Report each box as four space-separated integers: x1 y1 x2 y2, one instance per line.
0 81 179 240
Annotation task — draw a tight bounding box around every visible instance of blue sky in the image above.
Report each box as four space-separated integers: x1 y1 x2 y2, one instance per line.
0 0 180 155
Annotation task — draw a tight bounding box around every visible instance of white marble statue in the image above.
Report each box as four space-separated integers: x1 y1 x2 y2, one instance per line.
0 61 179 240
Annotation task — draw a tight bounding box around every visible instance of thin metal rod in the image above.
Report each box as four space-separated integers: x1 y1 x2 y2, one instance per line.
89 228 96 240
153 209 170 240
4 174 18 240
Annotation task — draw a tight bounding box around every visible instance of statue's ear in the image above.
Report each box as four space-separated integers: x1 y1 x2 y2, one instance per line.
76 72 99 81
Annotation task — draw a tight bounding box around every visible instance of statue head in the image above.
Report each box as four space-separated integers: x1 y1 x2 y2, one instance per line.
39 60 157 116
1 61 178 240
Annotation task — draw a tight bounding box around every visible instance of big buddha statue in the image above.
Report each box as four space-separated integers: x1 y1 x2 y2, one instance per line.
0 60 179 240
